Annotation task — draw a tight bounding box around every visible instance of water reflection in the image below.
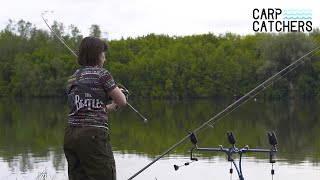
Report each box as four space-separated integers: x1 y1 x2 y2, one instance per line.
0 98 319 179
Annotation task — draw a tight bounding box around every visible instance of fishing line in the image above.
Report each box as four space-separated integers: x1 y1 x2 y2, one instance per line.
196 46 320 135
41 11 148 123
43 11 247 99
181 140 190 153
112 38 247 96
168 59 246 96
164 59 246 96
41 11 77 57
128 40 320 179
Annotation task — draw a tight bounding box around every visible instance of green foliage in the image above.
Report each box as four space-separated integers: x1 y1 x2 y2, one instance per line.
0 19 320 99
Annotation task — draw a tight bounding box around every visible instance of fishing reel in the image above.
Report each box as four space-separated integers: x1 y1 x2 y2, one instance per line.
118 83 148 123
106 83 130 102
118 84 130 100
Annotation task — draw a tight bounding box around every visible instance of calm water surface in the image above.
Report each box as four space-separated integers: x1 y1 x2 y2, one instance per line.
0 98 319 180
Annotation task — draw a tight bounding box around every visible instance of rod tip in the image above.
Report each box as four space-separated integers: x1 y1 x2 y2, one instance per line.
144 118 148 123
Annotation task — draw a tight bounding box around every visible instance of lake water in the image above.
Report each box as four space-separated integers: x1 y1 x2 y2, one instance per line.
0 98 319 180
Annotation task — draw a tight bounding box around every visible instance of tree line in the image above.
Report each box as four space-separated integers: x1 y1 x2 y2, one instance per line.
1 19 320 99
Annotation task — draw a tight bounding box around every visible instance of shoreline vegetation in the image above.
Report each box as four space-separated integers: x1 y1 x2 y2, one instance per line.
1 19 320 100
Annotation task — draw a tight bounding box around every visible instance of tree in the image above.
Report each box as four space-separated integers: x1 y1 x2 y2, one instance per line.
0 19 320 99
89 24 101 38
17 19 33 38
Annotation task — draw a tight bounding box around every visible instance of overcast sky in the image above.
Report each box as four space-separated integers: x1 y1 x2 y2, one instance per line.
0 0 319 40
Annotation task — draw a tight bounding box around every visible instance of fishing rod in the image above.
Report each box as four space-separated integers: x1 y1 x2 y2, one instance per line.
128 40 320 179
118 83 148 123
41 11 148 123
43 10 245 97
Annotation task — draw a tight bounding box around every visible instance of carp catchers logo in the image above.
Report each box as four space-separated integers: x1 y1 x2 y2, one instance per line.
253 8 312 32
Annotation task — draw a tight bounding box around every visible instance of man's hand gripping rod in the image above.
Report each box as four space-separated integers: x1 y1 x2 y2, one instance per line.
41 11 148 123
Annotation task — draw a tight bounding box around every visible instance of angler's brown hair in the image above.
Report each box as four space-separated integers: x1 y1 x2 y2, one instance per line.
77 36 108 66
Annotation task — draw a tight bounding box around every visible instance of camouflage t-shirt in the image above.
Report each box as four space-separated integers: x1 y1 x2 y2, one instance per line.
67 67 117 128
